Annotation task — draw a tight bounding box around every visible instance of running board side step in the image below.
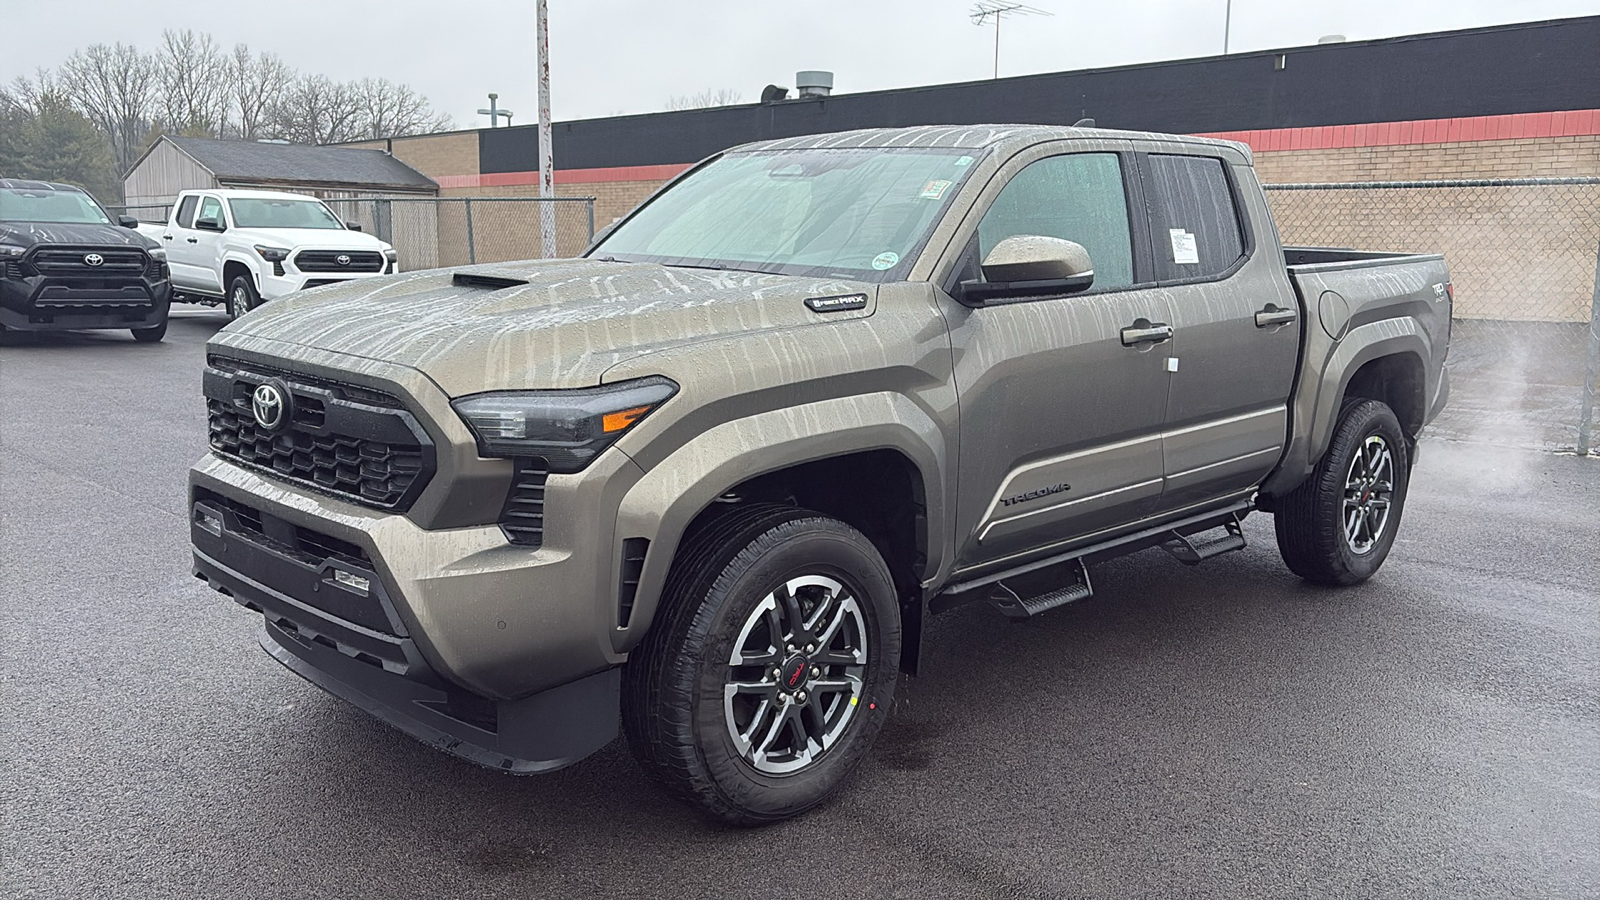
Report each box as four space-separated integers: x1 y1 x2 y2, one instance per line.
1158 512 1246 565
988 559 1093 619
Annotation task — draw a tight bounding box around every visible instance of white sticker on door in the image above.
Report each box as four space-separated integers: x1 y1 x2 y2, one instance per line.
1169 228 1199 265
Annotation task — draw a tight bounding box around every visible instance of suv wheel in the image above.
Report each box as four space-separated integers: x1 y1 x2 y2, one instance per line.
1273 399 1411 585
227 275 259 321
623 504 901 825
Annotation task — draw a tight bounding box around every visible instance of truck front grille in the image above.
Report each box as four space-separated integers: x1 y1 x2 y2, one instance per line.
294 250 385 273
204 359 435 511
29 247 148 276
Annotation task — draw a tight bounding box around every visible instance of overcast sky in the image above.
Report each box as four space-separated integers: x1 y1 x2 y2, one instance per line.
4 0 1597 127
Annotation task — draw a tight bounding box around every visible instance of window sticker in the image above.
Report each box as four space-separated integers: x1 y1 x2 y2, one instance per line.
919 179 953 200
871 251 901 270
954 155 974 167
1169 228 1199 265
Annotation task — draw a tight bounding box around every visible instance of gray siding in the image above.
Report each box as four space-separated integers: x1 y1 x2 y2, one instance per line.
123 142 216 209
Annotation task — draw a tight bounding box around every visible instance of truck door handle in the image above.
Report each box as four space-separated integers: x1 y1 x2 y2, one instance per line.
1120 321 1173 347
1255 305 1298 328
162 234 173 241
186 237 198 244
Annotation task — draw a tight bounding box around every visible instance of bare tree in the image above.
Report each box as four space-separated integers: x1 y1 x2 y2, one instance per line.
350 77 452 139
270 74 365 145
665 88 743 111
230 44 291 141
59 43 155 173
155 29 230 136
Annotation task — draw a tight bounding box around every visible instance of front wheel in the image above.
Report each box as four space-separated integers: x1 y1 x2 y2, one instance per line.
1274 399 1411 585
131 320 167 343
623 504 901 825
227 275 259 321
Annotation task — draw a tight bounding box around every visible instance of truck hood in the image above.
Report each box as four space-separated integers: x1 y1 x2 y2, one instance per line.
235 227 391 251
0 221 159 251
218 258 876 395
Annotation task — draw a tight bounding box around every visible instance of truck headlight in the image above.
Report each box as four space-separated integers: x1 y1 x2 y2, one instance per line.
147 247 167 261
383 248 398 263
452 377 678 472
0 245 24 259
254 244 290 262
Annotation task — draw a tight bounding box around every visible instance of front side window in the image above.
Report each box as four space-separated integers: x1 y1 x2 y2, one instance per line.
1144 154 1245 281
0 188 112 225
976 153 1135 292
590 147 983 280
227 198 345 230
197 196 224 225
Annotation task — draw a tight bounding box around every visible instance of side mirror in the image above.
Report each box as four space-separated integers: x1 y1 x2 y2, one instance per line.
959 235 1095 305
118 215 140 229
195 216 224 232
345 221 363 232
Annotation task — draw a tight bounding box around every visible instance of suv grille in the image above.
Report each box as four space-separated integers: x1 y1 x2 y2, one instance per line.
30 247 147 276
204 359 435 511
294 249 385 273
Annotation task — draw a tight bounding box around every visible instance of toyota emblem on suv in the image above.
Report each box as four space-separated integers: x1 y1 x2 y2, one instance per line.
251 382 289 431
84 253 104 267
335 254 351 266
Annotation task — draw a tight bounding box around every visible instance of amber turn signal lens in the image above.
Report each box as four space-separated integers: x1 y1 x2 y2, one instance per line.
603 405 653 433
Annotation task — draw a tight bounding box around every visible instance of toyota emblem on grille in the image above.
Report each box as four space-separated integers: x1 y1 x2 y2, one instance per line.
251 382 290 431
335 254 351 266
84 253 104 267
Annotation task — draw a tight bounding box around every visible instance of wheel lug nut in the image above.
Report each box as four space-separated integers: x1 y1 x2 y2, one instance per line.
810 666 820 677
772 667 783 678
796 691 807 703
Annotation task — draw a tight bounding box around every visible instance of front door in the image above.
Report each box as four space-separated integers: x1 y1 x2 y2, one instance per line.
163 195 205 291
944 149 1174 573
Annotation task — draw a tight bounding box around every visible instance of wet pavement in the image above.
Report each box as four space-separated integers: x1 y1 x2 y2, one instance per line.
2 311 1597 899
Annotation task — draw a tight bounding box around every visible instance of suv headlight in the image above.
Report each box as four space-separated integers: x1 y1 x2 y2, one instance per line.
452 376 678 473
254 244 290 262
0 245 25 259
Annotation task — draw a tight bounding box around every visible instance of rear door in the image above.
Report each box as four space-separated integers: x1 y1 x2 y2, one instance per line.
941 143 1176 573
164 195 205 291
1138 149 1301 512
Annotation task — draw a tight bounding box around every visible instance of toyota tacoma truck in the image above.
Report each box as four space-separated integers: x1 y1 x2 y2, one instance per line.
1 178 172 341
138 188 398 320
188 125 1451 825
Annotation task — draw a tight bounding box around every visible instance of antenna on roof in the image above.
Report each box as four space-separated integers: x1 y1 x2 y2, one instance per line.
969 2 1052 80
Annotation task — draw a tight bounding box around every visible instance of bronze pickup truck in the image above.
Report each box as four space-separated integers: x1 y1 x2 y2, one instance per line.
189 124 1451 824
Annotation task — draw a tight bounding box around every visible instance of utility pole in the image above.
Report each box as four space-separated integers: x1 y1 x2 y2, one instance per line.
970 3 1052 80
537 0 556 258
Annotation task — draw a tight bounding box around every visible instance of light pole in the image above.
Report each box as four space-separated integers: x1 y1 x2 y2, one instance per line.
537 0 556 258
477 93 514 128
1224 0 1233 54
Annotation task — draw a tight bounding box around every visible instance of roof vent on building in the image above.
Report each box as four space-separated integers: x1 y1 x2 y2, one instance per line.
760 84 790 104
796 71 834 98
1317 34 1347 44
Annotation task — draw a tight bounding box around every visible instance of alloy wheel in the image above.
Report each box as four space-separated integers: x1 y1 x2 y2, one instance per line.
1342 435 1394 555
723 574 868 775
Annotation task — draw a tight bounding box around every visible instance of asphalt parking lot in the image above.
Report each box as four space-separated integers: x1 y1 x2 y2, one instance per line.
2 311 1597 899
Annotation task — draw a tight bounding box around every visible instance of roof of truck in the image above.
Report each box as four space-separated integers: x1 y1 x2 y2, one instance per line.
0 178 89 193
737 124 1250 160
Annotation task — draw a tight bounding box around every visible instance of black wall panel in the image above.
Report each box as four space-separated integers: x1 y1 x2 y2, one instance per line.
480 17 1600 175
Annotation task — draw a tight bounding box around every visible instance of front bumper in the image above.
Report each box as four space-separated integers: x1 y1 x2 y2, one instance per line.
259 267 392 301
0 275 170 330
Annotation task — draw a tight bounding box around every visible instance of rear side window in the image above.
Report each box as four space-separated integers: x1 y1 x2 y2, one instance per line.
175 196 198 228
1144 154 1245 281
977 152 1134 292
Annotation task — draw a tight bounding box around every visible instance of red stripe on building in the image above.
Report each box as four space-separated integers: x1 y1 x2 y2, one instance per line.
1199 109 1600 152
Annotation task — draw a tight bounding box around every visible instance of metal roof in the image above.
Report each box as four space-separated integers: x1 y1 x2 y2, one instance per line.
161 136 436 190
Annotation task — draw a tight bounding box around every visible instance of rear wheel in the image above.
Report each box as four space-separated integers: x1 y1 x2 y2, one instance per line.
1274 399 1410 585
227 275 259 321
623 504 900 825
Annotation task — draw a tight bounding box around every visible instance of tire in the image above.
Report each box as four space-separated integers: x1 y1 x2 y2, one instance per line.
227 275 259 321
1274 399 1411 586
623 503 901 826
131 320 167 343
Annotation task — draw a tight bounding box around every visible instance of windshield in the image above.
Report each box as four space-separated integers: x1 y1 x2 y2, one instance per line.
228 198 346 230
0 188 113 225
590 147 982 279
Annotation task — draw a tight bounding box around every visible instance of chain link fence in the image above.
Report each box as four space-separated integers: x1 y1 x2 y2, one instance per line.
1264 178 1600 454
110 204 174 223
322 197 595 270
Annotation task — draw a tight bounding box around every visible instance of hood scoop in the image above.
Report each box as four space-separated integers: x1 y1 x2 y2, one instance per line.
453 272 529 291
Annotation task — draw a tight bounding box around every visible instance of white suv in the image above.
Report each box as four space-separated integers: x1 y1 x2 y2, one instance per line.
141 189 398 319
